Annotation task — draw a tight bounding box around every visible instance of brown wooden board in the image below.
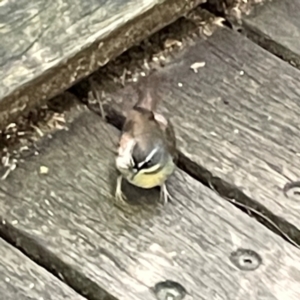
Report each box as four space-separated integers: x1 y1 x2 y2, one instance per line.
99 26 300 243
0 237 86 300
242 0 300 68
0 0 202 129
0 103 300 299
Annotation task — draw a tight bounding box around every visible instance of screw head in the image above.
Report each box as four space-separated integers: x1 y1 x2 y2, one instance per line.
230 248 262 271
153 280 187 300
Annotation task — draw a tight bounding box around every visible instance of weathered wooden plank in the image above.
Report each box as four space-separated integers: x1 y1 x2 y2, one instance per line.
1 103 300 299
0 237 86 300
241 0 300 67
0 0 202 129
99 25 300 242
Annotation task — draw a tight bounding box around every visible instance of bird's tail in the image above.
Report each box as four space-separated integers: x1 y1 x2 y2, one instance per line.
133 70 161 112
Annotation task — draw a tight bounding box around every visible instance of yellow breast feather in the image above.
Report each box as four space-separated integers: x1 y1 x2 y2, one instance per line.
128 159 175 189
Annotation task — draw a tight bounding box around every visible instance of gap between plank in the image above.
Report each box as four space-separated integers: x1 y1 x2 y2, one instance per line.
201 0 300 70
0 214 117 300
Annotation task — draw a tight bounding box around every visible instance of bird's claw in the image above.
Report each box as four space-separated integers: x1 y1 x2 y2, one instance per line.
115 175 128 203
160 183 173 205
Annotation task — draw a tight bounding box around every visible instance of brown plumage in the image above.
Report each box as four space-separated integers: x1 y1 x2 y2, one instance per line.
115 73 177 204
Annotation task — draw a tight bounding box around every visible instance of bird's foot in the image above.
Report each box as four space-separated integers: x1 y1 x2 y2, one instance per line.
115 175 127 203
160 183 173 205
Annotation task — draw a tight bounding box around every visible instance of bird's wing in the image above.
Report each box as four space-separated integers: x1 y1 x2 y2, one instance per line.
154 112 178 163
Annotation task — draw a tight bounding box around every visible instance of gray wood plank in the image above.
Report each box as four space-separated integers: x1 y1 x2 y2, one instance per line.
0 104 300 299
100 26 300 242
0 0 202 129
242 0 300 67
0 237 86 300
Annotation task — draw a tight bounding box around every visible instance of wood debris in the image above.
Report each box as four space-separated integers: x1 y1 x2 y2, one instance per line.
40 166 49 174
164 38 182 49
190 61 206 73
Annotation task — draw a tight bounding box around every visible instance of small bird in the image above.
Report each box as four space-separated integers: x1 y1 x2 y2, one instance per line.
115 75 177 204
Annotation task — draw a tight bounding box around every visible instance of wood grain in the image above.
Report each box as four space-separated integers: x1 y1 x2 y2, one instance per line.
0 0 202 129
103 26 300 240
0 237 86 300
1 106 300 299
242 0 300 67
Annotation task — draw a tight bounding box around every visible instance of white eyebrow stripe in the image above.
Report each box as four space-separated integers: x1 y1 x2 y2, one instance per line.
137 147 158 168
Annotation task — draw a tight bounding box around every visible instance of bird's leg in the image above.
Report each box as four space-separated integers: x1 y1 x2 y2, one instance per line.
160 183 173 205
115 175 127 203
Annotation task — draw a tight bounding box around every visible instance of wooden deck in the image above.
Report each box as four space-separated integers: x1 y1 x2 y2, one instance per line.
0 237 86 300
1 0 300 299
243 0 300 67
0 0 202 129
